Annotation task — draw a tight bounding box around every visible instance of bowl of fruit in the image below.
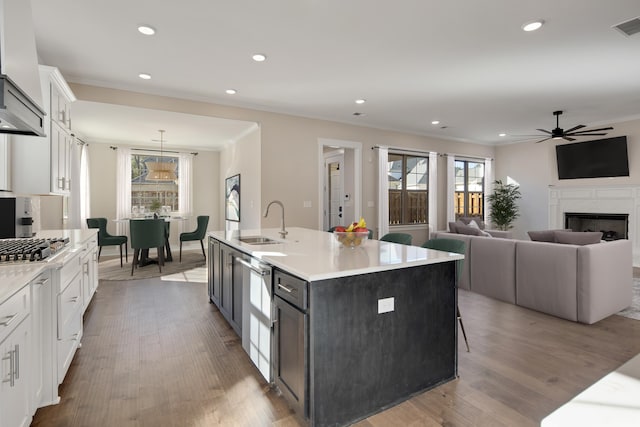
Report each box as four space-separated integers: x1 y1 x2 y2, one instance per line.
333 218 370 248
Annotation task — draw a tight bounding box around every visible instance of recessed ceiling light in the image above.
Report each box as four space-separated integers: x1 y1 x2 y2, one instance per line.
226 89 237 95
138 73 151 80
1 124 11 129
522 20 544 32
137 25 156 35
431 120 440 125
355 99 366 104
252 53 267 62
499 133 507 137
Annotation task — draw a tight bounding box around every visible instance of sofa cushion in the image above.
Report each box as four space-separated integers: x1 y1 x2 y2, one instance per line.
448 221 459 233
577 239 633 324
554 231 602 245
469 237 516 303
457 224 484 236
527 229 557 242
430 232 472 290
468 220 493 237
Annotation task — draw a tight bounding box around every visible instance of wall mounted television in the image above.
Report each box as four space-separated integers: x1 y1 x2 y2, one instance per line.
556 136 629 180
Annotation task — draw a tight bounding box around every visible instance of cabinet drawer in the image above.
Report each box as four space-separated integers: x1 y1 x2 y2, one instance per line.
57 306 82 384
0 285 30 344
57 272 82 338
274 270 308 310
59 253 81 292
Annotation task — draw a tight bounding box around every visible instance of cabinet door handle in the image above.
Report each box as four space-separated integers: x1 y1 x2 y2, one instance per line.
13 344 19 380
35 277 49 286
69 296 79 303
0 313 18 327
2 350 14 387
277 283 294 293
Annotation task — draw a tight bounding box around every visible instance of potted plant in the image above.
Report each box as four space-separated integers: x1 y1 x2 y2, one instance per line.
488 180 521 230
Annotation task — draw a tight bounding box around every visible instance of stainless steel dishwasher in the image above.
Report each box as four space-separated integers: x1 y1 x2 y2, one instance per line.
273 269 308 419
238 255 273 382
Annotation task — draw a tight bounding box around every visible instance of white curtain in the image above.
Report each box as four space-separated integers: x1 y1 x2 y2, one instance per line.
446 154 456 224
428 152 438 236
376 146 389 239
79 144 91 229
116 147 131 235
178 153 193 234
484 157 494 225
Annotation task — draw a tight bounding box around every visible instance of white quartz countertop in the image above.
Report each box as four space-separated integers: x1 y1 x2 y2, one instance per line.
208 227 463 281
0 229 97 305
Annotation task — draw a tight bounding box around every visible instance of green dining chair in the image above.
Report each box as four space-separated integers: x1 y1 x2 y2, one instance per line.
130 219 166 276
380 232 412 245
86 217 128 267
422 238 469 352
179 215 209 262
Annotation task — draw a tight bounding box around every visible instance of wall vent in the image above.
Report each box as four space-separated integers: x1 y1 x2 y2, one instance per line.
613 17 640 37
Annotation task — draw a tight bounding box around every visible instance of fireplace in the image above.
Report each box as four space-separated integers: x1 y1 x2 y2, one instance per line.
564 212 629 241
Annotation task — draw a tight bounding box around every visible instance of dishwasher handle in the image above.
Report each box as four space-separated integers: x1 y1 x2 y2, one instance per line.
237 257 271 276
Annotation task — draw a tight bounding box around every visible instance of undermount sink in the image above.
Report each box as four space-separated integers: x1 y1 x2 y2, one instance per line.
238 236 280 245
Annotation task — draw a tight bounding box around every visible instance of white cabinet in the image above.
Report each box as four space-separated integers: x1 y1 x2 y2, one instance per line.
29 272 51 413
56 253 83 384
81 235 98 310
0 285 31 427
10 65 76 195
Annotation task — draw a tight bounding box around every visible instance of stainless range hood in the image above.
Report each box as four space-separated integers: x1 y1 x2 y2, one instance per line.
0 74 45 136
0 0 46 136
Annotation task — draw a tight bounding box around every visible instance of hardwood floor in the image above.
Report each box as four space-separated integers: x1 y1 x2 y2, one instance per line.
32 277 640 427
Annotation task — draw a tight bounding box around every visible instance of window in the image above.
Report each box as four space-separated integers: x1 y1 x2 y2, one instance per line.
131 153 179 212
454 160 484 219
388 153 428 225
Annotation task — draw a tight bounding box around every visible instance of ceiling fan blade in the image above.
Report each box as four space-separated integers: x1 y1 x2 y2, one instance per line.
563 124 585 133
535 137 551 144
567 133 609 136
536 128 552 135
562 136 576 141
570 127 613 134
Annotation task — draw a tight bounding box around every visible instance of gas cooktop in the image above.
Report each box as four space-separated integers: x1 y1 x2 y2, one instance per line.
0 237 70 263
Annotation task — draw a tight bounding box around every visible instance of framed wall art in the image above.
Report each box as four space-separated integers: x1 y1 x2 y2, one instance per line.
225 174 241 222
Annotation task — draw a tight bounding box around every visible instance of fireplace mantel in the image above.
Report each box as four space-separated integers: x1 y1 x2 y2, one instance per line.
549 185 640 265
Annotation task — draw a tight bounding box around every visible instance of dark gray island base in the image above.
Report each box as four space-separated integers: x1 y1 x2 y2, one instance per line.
274 262 457 426
301 263 456 426
207 229 459 427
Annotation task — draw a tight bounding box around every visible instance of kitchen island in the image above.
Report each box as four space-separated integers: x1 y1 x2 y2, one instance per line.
207 227 462 427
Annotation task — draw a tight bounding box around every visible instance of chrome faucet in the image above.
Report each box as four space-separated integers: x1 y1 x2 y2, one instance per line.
263 200 288 238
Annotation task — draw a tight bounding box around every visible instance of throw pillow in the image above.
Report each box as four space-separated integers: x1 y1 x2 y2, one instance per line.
527 230 556 242
554 231 603 246
456 224 484 236
527 229 572 242
448 221 459 233
460 216 486 229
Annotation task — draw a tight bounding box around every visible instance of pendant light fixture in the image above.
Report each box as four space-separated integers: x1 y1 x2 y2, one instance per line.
146 129 177 181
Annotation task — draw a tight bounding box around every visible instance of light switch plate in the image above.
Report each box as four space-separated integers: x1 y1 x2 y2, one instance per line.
378 297 394 314
303 200 312 208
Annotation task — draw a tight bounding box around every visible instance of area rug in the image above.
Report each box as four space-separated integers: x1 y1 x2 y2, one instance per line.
98 250 206 281
617 278 640 320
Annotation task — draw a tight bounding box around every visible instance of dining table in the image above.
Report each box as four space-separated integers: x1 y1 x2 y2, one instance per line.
114 216 188 266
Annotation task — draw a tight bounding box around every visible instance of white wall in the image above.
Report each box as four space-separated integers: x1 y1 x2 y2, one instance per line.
495 117 640 240
86 143 221 245
70 83 494 233
219 125 261 230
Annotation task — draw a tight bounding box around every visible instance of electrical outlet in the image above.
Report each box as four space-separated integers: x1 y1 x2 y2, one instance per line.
378 297 394 314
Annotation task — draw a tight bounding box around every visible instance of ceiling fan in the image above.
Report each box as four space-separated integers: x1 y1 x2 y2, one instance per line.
534 110 613 143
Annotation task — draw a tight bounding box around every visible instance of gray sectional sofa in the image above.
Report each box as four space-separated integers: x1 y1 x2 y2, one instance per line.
431 231 633 324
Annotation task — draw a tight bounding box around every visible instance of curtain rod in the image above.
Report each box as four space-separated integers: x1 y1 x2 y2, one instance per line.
109 146 198 156
371 145 435 156
440 153 494 161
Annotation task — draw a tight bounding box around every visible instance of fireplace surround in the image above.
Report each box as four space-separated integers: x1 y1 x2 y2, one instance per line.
549 185 639 264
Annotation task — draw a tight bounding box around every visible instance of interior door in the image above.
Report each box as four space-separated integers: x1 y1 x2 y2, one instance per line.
324 153 344 229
